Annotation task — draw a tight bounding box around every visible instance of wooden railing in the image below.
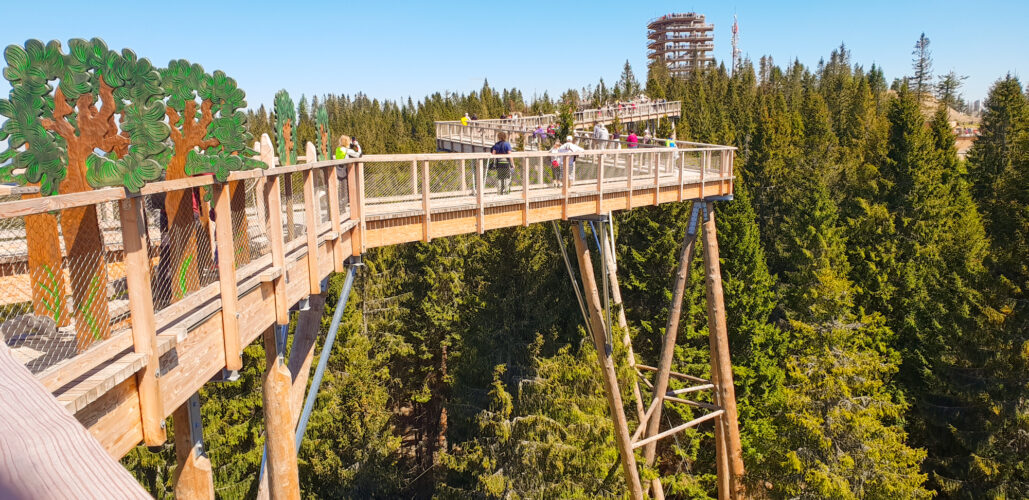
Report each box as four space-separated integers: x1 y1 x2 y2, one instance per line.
0 137 733 458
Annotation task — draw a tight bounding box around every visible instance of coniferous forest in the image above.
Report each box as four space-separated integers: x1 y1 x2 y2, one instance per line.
123 43 1029 499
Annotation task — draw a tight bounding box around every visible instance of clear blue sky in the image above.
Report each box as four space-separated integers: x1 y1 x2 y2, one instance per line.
2 0 1026 110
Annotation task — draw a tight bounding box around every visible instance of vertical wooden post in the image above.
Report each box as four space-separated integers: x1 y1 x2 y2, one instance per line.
627 154 635 207
119 196 166 446
522 159 530 226
346 162 363 255
172 395 214 500
410 159 418 196
537 156 544 186
642 202 700 500
596 155 605 214
325 165 344 272
213 183 242 371
460 159 467 193
727 150 735 196
476 159 485 234
262 328 300 500
303 144 320 295
702 202 745 500
561 157 569 220
571 224 644 500
653 151 662 205
261 135 289 326
421 160 431 242
254 141 269 247
677 151 685 202
701 151 708 198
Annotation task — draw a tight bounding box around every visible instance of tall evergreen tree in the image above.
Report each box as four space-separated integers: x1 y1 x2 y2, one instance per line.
910 33 933 100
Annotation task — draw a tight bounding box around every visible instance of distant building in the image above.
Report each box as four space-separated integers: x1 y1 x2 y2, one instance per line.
647 13 715 78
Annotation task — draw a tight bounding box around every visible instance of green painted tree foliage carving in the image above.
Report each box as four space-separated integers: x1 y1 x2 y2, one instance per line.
0 38 168 194
161 60 263 183
316 103 331 160
274 89 297 165
184 70 263 181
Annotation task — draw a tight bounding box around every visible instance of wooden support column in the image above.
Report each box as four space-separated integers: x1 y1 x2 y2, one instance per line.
172 395 214 500
287 294 327 423
325 166 344 272
347 162 364 255
303 143 320 295
421 160 431 242
262 328 301 500
570 223 644 500
596 155 605 213
702 202 745 500
642 202 700 500
600 217 646 421
261 135 289 325
119 196 165 446
213 183 242 371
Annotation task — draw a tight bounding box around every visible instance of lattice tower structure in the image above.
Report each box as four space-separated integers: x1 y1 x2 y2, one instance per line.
647 12 715 78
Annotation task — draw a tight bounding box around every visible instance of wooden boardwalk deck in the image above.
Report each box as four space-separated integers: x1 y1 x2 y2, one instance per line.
0 142 732 465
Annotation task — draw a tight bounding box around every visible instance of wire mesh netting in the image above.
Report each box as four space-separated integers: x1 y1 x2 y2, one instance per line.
0 195 127 373
314 169 329 229
282 172 307 244
364 161 422 212
146 187 218 313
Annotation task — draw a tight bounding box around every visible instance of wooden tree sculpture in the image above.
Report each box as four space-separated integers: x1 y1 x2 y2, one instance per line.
315 104 331 161
183 69 263 267
273 90 297 239
0 38 169 349
159 61 264 299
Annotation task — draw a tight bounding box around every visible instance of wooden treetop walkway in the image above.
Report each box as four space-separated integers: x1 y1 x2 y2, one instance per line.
0 136 733 460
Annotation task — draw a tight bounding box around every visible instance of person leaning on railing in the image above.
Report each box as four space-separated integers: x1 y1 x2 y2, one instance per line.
490 132 514 195
334 134 362 184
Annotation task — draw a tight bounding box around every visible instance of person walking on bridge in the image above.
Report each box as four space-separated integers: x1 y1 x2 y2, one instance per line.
627 130 638 148
592 122 609 149
461 113 470 126
490 132 514 195
557 135 585 183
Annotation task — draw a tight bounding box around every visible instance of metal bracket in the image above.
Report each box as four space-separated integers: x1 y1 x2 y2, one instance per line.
186 394 208 459
275 324 289 359
569 214 610 222
347 255 364 267
701 195 734 202
210 369 240 383
687 202 703 236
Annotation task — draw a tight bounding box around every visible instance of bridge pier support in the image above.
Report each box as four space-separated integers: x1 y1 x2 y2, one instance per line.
642 202 700 500
570 222 644 500
262 327 301 499
701 201 745 500
172 394 215 500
